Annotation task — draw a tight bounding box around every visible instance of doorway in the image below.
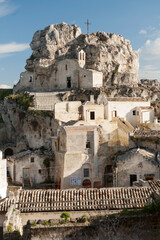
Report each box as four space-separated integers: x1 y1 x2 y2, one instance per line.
67 77 71 88
23 168 30 186
130 174 137 186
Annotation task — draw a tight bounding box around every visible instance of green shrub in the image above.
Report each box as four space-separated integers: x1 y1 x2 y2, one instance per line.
7 93 33 110
60 211 71 221
7 225 12 232
0 89 12 100
120 200 160 216
13 229 21 235
141 200 160 214
45 221 50 225
31 221 37 226
78 214 88 223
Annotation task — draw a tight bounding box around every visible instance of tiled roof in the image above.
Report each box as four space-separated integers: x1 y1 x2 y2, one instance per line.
0 198 15 213
134 130 160 138
107 97 146 102
0 187 152 213
116 148 156 162
148 180 160 192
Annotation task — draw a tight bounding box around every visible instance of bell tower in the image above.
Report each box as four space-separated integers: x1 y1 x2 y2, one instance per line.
78 49 86 68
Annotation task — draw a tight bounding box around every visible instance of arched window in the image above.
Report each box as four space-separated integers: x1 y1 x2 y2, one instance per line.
4 148 14 158
83 179 91 188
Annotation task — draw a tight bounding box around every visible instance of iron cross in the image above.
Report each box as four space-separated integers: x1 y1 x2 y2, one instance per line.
85 19 91 34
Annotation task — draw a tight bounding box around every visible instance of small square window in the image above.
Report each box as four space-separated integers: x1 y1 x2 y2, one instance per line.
90 111 95 120
84 168 89 178
31 157 34 163
133 110 136 116
86 141 90 148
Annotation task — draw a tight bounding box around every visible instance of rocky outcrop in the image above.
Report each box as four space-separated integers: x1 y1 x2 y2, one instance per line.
0 97 58 151
140 79 160 88
24 22 138 88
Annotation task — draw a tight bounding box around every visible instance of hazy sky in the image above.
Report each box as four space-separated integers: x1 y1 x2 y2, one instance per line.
1 0 160 87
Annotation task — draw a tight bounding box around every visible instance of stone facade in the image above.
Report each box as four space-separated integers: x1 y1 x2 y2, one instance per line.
14 56 103 93
52 99 137 189
114 148 160 187
8 150 54 186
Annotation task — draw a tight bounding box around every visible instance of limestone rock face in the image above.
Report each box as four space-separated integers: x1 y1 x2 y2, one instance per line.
0 98 57 151
26 22 82 71
25 22 139 87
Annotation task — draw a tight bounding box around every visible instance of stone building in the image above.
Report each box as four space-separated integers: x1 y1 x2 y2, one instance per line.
105 98 154 127
14 50 103 93
114 148 160 187
52 99 136 189
7 150 54 187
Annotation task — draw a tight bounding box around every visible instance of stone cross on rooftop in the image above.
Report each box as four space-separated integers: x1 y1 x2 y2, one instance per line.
85 19 91 34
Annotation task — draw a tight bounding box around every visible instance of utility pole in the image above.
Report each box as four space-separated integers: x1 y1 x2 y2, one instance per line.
85 19 91 34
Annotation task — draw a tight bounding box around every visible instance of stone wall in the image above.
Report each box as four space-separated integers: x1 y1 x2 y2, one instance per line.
33 92 63 110
3 204 23 236
22 214 160 240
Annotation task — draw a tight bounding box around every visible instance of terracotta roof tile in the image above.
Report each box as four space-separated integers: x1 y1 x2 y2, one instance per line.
148 180 160 192
0 187 152 213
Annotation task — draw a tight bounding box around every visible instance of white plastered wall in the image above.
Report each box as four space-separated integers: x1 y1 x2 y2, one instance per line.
0 151 7 199
105 101 151 127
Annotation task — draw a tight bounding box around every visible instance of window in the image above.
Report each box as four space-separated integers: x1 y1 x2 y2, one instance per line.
84 168 89 177
84 75 86 77
90 111 95 120
30 157 34 163
39 169 41 174
112 111 117 118
86 141 90 148
133 110 136 116
106 165 113 174
29 76 32 82
130 174 137 186
65 64 67 70
145 176 154 181
67 77 71 88
83 53 85 60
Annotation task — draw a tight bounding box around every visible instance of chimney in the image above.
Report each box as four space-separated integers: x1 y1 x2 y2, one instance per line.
90 95 94 103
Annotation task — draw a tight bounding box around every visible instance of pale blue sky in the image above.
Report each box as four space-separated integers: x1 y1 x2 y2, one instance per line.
1 0 160 87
